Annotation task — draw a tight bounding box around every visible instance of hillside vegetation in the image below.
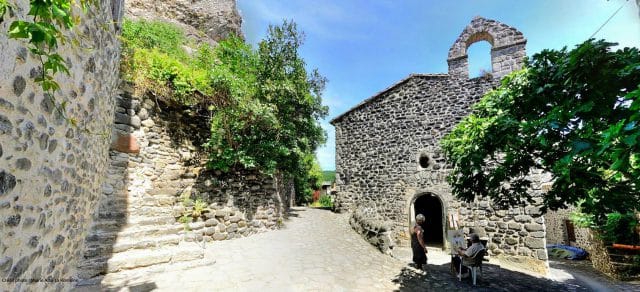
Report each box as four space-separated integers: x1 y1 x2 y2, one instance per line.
120 19 327 203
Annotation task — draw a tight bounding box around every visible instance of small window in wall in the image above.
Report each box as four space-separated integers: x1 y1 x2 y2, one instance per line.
468 41 492 79
419 154 430 169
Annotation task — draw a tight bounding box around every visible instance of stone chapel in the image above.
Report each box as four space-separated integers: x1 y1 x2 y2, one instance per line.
331 17 550 273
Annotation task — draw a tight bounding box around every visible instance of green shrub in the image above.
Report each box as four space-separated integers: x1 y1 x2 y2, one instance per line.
601 212 638 245
319 195 333 208
122 19 190 61
121 19 327 204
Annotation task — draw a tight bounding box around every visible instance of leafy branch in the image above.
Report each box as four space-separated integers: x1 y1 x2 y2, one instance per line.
1 0 97 131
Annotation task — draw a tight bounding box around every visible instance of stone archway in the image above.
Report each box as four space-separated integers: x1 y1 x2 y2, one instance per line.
409 193 445 247
447 16 527 79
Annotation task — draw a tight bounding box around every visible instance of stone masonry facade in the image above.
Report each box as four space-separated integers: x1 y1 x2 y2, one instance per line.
0 0 123 291
331 17 550 273
2 0 294 289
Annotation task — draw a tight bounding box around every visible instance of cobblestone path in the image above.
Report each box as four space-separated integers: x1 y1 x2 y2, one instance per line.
93 207 639 291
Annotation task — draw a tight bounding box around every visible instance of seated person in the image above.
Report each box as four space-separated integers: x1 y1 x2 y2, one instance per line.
453 233 484 275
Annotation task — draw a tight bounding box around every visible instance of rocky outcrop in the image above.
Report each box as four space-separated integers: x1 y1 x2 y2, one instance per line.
125 0 243 43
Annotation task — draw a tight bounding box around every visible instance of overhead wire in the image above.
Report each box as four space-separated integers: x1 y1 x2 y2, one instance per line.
589 0 630 39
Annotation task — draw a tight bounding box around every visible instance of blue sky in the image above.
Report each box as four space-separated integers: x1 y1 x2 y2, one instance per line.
237 0 640 171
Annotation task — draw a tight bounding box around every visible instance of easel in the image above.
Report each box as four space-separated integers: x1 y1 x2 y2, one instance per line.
447 212 462 274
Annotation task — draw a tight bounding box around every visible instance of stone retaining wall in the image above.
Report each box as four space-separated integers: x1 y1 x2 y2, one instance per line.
349 205 394 255
0 0 122 290
79 91 292 281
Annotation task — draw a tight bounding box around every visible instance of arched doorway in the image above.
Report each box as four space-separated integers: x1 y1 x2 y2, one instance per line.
413 194 444 246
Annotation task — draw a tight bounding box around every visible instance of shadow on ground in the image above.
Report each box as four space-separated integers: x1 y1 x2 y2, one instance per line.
393 261 590 291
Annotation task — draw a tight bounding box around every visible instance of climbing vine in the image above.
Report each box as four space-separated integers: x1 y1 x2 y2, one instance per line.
1 0 96 125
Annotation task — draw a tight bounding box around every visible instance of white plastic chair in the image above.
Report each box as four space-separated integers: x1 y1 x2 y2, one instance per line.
458 249 486 286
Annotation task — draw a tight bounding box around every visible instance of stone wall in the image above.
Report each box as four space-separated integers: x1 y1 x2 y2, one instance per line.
0 0 122 291
349 205 394 254
544 207 590 248
331 17 549 273
78 91 292 283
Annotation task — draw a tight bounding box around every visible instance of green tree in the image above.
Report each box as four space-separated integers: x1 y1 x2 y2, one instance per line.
441 39 640 226
204 20 328 201
120 19 328 203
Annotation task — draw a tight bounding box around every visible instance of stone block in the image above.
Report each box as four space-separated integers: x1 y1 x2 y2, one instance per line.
0 170 17 196
530 231 545 238
514 215 532 222
505 237 518 245
9 256 31 279
524 237 545 249
227 223 238 233
213 233 227 241
205 218 219 227
203 227 216 236
215 209 229 218
517 247 532 256
188 222 205 230
138 108 149 120
141 119 155 127
507 222 521 230
524 223 544 232
0 256 12 275
525 206 542 216
111 134 140 154
537 249 548 260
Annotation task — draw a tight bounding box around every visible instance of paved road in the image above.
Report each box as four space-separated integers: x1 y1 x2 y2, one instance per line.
94 207 639 291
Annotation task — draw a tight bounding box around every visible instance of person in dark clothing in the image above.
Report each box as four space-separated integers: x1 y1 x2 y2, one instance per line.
411 214 428 270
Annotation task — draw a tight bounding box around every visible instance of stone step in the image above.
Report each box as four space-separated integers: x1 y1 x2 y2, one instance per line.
106 242 205 273
78 242 205 280
85 223 184 244
98 206 174 217
128 208 175 218
93 214 178 227
127 215 177 226
84 233 184 258
75 255 216 289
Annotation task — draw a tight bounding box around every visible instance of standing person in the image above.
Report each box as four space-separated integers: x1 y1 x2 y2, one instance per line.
411 214 428 270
